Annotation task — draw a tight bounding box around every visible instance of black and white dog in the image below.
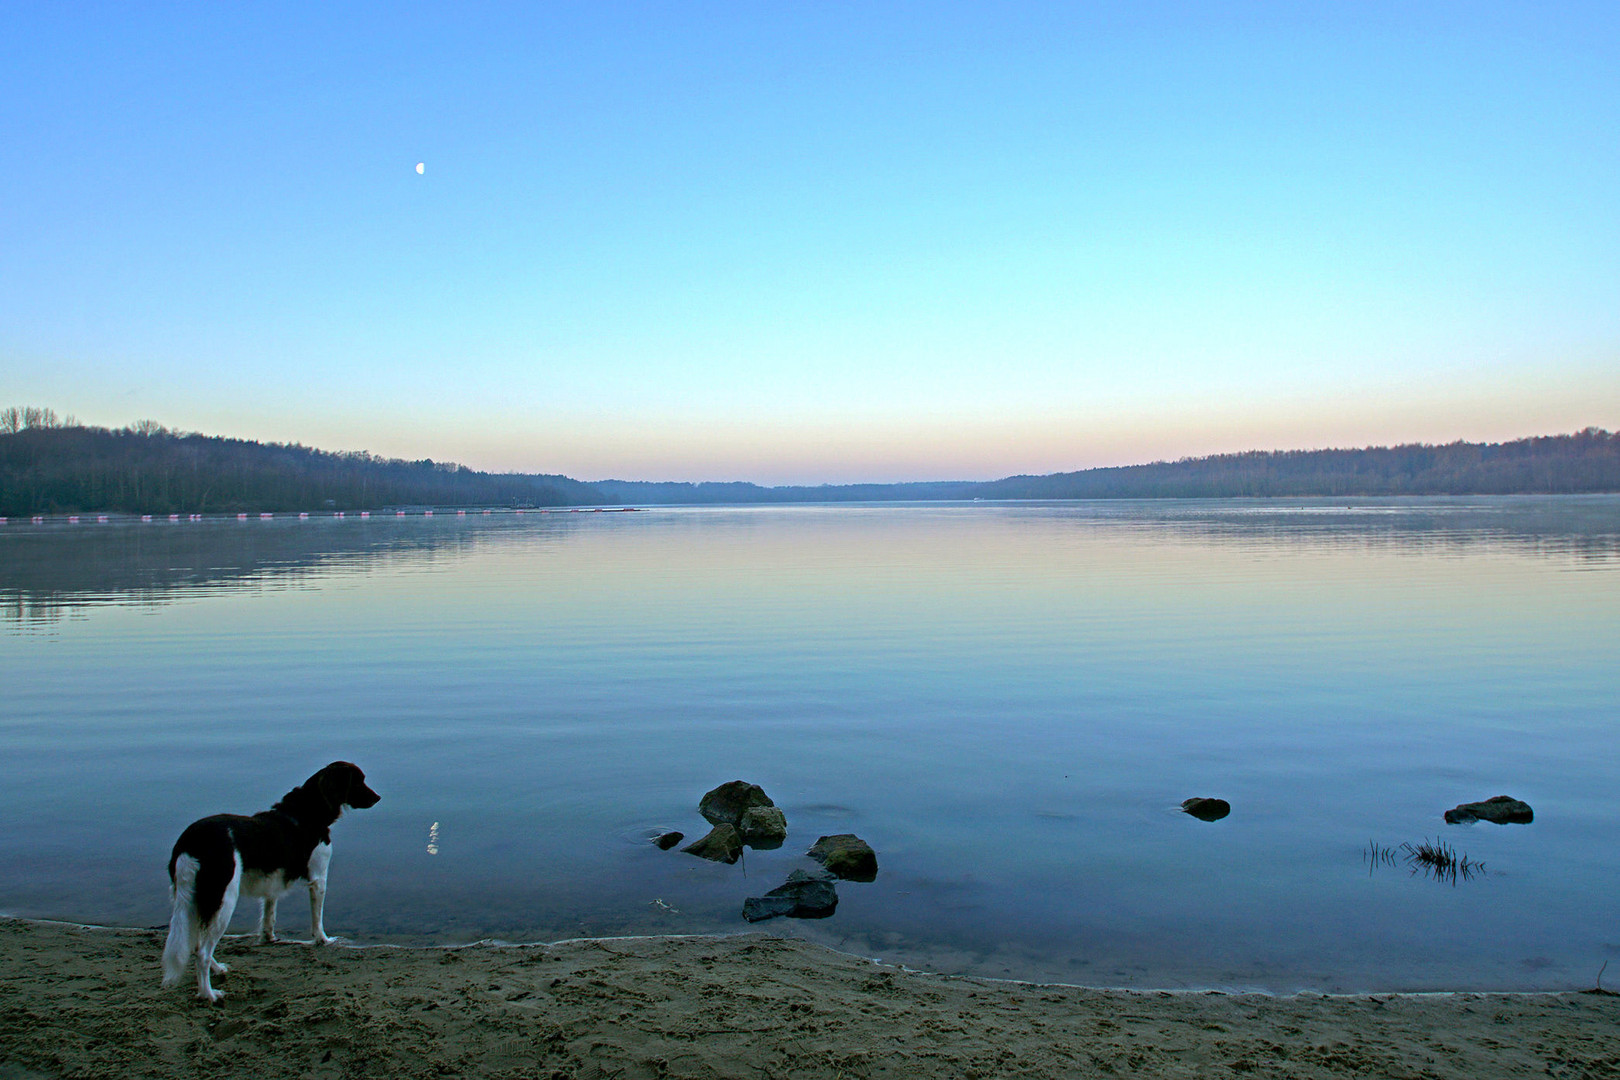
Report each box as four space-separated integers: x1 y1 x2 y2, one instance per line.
162 761 380 1002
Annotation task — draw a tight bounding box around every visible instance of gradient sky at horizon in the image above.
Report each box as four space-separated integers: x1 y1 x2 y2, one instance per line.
3 2 1617 484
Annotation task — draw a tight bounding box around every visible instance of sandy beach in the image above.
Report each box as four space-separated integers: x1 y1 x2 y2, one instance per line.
1 917 1616 1079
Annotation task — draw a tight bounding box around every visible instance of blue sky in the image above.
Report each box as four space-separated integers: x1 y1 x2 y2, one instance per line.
3 2 1616 483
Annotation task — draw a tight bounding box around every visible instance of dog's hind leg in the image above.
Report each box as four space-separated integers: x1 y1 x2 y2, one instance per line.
194 854 241 1003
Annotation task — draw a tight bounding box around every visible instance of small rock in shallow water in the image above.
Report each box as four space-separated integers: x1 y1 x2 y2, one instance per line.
681 824 742 863
698 781 775 827
807 834 877 881
1445 796 1533 825
653 831 684 850
1181 797 1230 822
739 805 787 847
742 870 839 922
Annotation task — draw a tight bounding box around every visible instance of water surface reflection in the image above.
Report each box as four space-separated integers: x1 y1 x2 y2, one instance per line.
1 497 1616 991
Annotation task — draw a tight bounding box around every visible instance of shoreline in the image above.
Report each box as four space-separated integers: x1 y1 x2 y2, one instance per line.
3 916 1617 1079
12 912 1603 1000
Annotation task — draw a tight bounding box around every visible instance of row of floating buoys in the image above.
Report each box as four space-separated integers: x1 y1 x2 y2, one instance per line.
3 507 633 523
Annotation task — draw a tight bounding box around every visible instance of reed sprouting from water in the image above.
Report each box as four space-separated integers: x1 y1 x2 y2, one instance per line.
1363 839 1486 884
1401 839 1485 884
1364 840 1400 876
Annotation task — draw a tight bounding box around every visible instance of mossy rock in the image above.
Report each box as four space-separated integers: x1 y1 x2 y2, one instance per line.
681 823 743 863
739 805 787 847
698 781 775 827
807 834 877 882
1445 796 1533 825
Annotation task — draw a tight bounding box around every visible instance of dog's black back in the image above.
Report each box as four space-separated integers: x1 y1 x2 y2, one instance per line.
168 761 380 925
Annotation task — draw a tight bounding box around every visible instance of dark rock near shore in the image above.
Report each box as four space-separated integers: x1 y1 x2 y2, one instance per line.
1182 797 1231 822
742 870 838 922
807 834 878 881
681 824 743 863
653 831 684 850
1445 796 1533 825
699 781 775 827
739 805 787 847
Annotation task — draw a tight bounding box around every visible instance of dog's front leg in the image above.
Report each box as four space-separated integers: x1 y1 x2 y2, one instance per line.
308 878 331 945
306 841 335 945
260 895 278 943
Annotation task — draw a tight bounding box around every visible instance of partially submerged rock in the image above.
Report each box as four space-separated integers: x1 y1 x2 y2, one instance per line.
807 834 877 882
1181 797 1231 822
699 781 775 827
681 824 743 863
653 831 684 850
742 870 838 922
739 805 787 847
1445 796 1533 825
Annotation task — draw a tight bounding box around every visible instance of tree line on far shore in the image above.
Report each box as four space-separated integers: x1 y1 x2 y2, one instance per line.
966 426 1620 500
0 410 602 514
2 406 1617 515
593 428 1620 502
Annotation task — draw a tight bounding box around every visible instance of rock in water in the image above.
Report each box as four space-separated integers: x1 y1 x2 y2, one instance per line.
742 870 838 922
807 834 878 881
698 781 775 827
739 805 787 847
1181 797 1231 822
1445 796 1533 825
653 831 684 850
681 824 743 863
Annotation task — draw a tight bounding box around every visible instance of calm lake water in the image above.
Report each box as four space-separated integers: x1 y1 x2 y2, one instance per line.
2 498 1617 992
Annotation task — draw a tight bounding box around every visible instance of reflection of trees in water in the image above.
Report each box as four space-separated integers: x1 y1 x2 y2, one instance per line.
2 592 85 628
3 498 1617 627
4 584 276 631
0 517 576 627
1114 498 1620 565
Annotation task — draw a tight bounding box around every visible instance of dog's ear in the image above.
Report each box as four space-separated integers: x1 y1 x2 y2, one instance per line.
317 761 380 810
316 762 351 811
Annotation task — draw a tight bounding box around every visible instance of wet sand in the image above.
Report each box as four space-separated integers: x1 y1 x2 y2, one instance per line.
1 916 1616 1079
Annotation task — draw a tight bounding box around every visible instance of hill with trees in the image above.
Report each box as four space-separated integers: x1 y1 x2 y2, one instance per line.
593 429 1620 503
0 408 603 514
966 427 1620 500
2 406 1616 515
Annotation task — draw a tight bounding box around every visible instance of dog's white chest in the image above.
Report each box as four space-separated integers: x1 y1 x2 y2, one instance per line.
307 841 333 884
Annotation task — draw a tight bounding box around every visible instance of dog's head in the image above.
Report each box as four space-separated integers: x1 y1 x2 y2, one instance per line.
314 761 381 812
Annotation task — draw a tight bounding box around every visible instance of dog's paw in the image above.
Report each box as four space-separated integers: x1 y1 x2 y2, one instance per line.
210 959 230 974
313 934 332 947
200 988 226 1004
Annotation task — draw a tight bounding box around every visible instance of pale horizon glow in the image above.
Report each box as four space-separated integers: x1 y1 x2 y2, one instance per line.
2 3 1616 486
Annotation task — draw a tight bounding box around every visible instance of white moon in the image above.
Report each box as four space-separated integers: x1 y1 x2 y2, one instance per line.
415 162 425 175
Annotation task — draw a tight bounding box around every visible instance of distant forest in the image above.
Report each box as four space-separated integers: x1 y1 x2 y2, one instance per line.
0 408 604 514
597 428 1620 502
2 405 1617 515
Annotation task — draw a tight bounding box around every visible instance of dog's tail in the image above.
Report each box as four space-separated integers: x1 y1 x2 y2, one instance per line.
162 854 201 987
